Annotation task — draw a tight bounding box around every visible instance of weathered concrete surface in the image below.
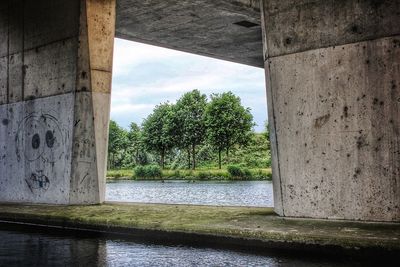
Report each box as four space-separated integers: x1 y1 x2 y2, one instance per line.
1 0 399 224
262 0 400 58
0 95 74 203
116 0 263 67
70 0 115 204
0 0 115 204
0 203 399 254
261 0 400 221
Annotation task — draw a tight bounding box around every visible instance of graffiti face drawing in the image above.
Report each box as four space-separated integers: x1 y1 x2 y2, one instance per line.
25 170 50 191
15 113 66 193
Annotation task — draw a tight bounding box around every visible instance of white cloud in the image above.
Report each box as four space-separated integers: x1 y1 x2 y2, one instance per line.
111 38 268 132
113 38 190 78
111 103 155 114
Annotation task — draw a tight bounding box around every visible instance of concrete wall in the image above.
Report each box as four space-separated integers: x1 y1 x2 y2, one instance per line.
1 0 398 222
0 0 115 204
115 0 263 67
261 0 400 221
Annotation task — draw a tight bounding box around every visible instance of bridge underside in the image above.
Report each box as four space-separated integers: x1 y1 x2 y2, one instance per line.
0 0 399 222
116 0 264 67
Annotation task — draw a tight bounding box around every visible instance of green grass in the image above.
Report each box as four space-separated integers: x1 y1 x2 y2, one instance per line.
106 169 133 179
106 167 272 181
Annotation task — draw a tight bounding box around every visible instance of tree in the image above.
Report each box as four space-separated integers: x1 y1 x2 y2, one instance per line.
175 89 207 169
264 121 270 150
205 92 254 169
107 120 128 169
126 122 146 166
141 103 177 169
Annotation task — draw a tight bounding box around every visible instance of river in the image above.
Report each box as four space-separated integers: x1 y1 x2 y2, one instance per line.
106 180 274 206
0 181 392 266
0 223 375 267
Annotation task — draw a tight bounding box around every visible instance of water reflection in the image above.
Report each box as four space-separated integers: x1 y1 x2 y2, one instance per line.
0 227 105 266
106 241 276 267
106 180 273 207
0 224 384 267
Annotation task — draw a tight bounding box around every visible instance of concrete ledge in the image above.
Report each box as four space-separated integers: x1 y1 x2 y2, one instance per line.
0 202 399 255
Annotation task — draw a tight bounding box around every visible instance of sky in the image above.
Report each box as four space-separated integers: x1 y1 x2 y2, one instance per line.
111 38 268 132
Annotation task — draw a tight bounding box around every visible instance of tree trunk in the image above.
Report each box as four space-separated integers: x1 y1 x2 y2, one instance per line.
226 148 229 164
192 144 196 170
187 148 191 169
161 149 165 169
218 149 222 169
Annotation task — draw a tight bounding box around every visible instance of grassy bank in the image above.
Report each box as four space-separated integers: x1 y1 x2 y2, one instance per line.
107 167 272 181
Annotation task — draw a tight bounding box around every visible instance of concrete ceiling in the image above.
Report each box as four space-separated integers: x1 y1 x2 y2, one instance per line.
115 0 264 67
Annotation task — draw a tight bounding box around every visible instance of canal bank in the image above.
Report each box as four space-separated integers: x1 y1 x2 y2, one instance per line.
0 203 398 257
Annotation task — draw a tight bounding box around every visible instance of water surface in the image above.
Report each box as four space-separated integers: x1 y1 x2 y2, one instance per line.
106 180 273 207
0 224 380 267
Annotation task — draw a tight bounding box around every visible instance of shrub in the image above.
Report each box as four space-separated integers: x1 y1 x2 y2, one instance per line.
265 157 272 168
134 165 162 178
227 165 244 177
173 170 181 178
134 166 146 177
242 168 252 178
197 171 210 180
213 171 229 179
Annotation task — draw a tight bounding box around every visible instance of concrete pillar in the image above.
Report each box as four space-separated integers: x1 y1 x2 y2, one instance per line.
0 0 115 204
261 0 400 221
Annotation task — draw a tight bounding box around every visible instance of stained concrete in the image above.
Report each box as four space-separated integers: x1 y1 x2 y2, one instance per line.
70 0 115 204
261 0 400 221
0 94 74 203
0 0 399 223
268 37 400 221
261 0 400 58
0 0 115 204
0 203 399 254
116 0 263 67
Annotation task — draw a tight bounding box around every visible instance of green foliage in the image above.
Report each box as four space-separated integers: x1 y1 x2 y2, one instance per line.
226 165 251 179
134 165 162 178
197 172 209 180
108 120 127 154
126 122 146 165
227 133 271 168
243 168 252 177
227 165 244 177
170 149 189 170
106 169 133 179
174 89 207 169
108 120 129 169
108 167 271 181
264 120 270 142
142 103 177 168
226 165 271 180
205 92 254 168
107 90 270 173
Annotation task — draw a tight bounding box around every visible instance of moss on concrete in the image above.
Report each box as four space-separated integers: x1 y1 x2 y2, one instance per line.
0 203 399 250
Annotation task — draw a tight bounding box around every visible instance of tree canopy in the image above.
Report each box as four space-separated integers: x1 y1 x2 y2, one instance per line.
107 90 266 170
205 92 254 168
174 89 207 169
141 102 176 168
108 120 128 169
